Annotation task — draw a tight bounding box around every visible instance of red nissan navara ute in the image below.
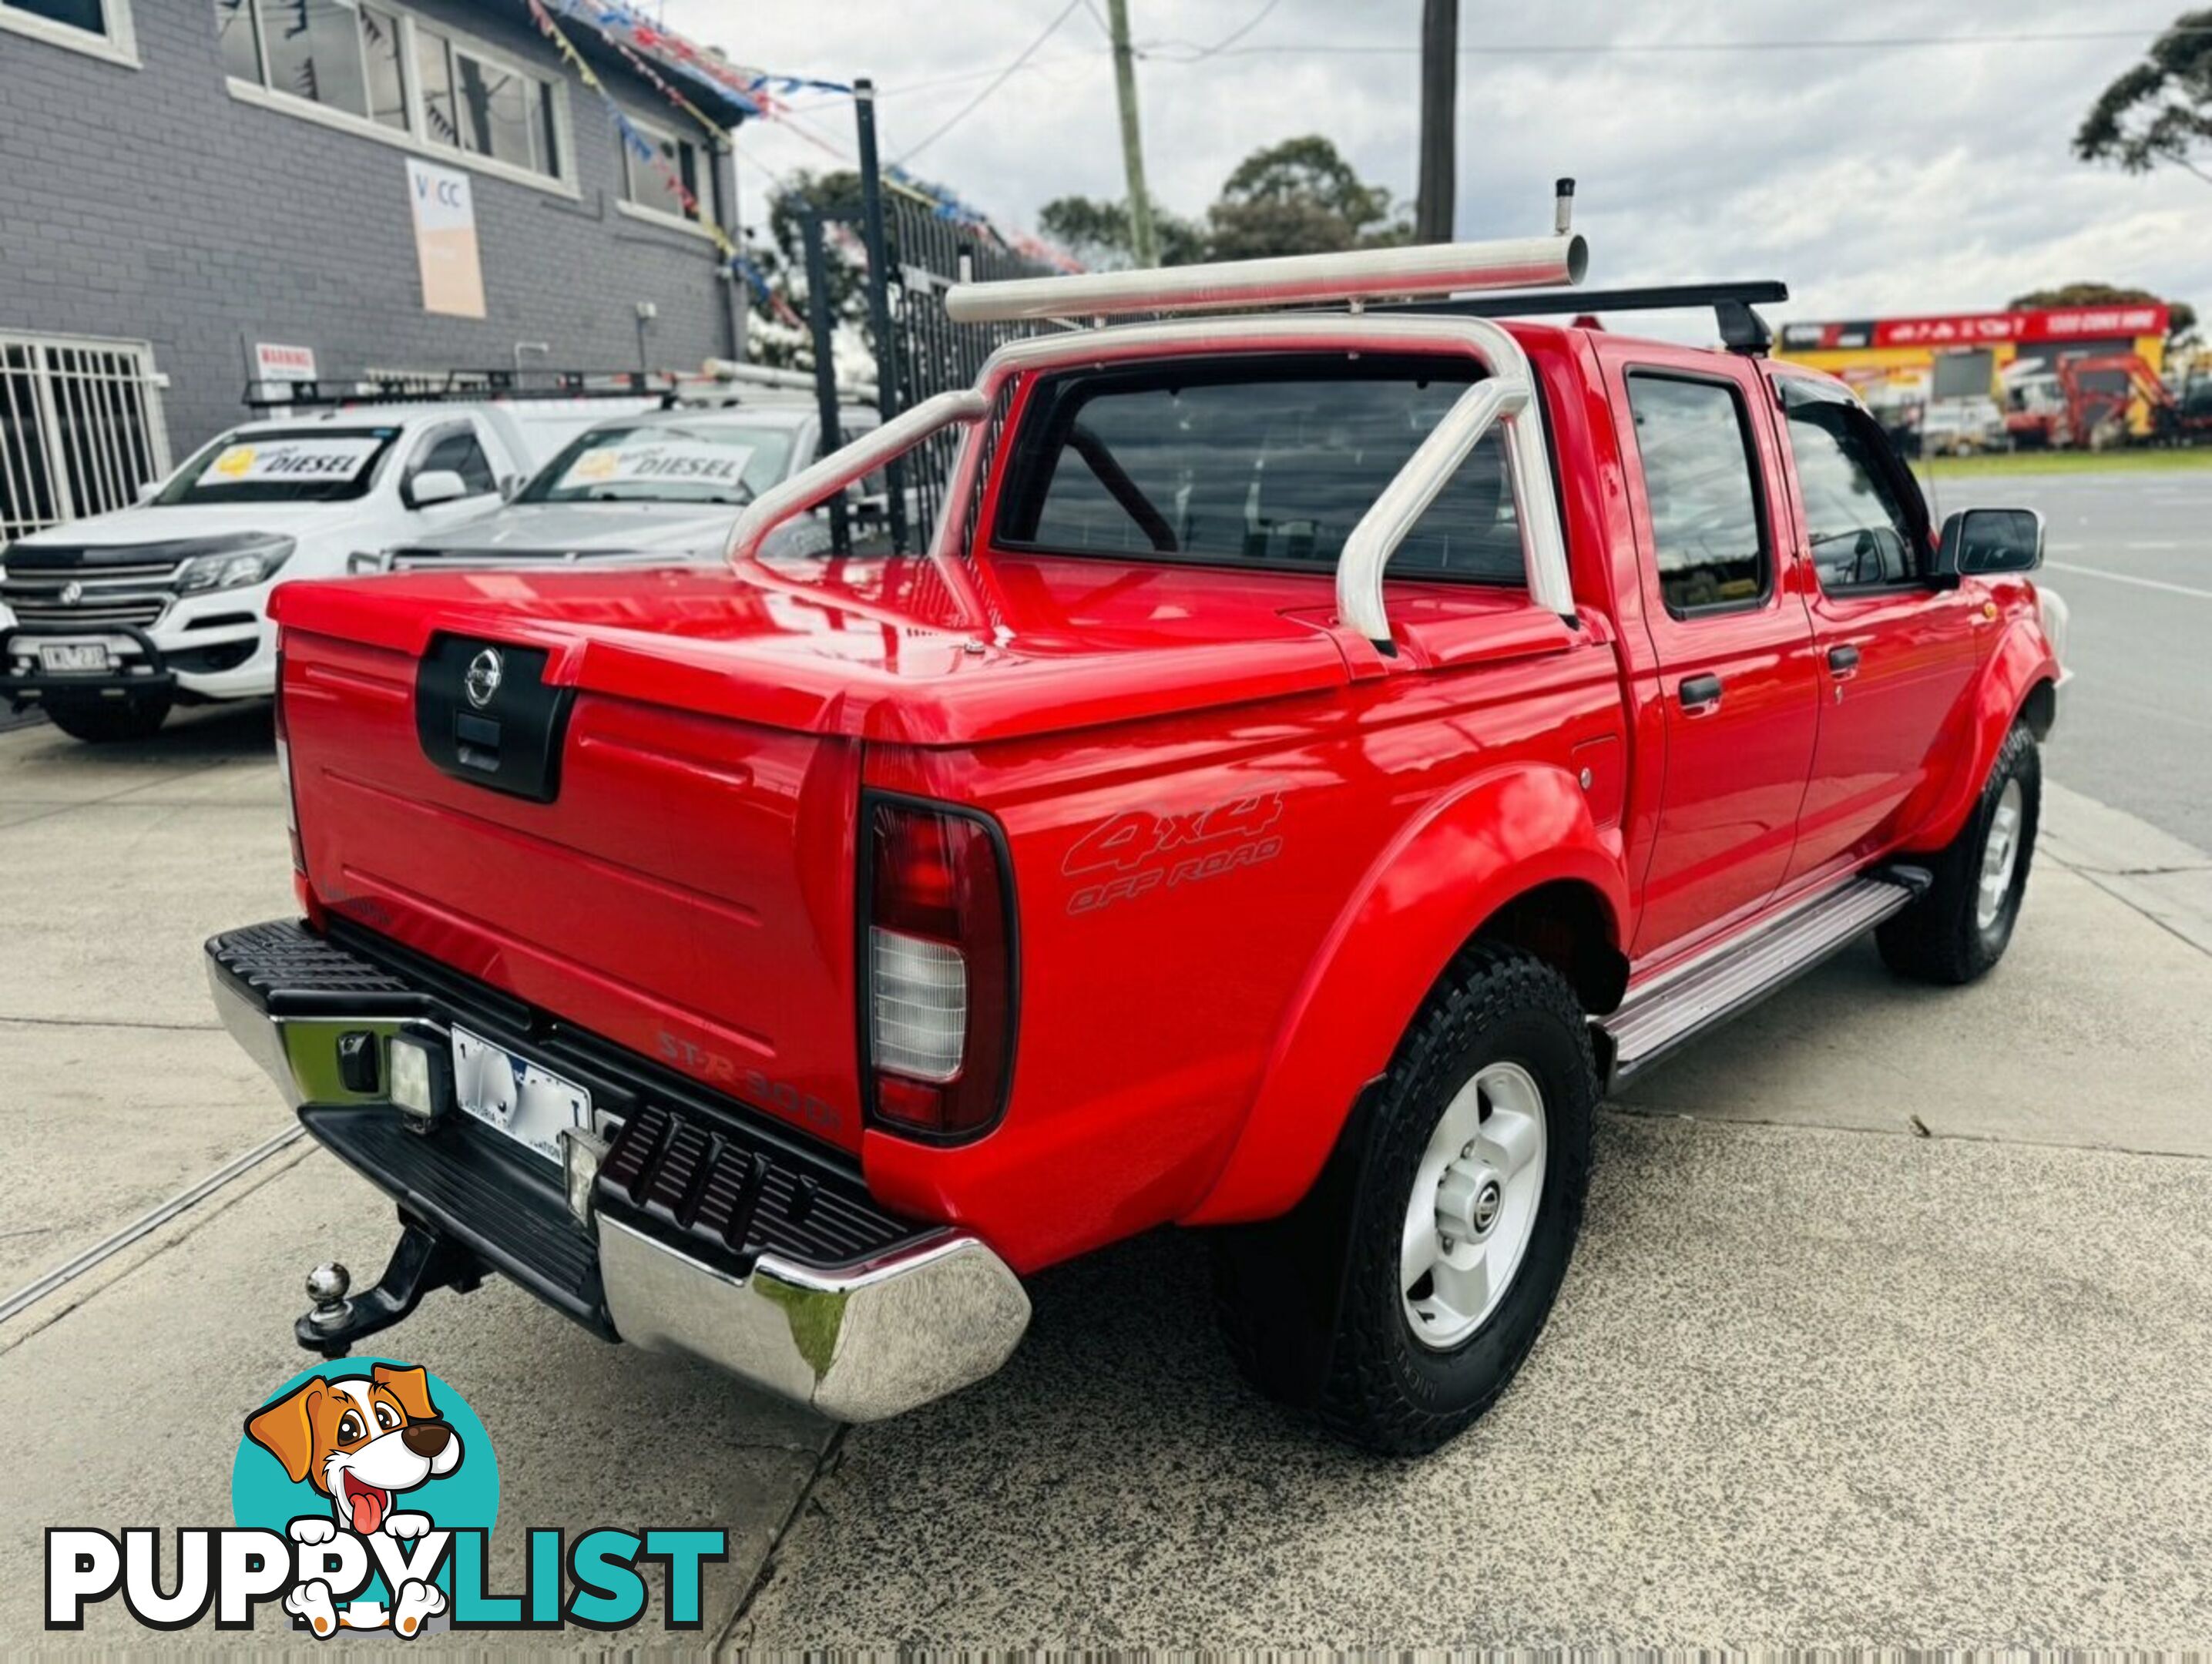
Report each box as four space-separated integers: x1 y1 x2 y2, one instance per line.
209 209 2065 1454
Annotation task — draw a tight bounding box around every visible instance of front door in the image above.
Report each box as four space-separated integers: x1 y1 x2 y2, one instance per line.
1770 377 1985 881
1607 357 1821 960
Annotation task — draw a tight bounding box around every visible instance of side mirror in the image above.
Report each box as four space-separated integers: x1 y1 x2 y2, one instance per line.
407 470 468 509
1935 507 2043 579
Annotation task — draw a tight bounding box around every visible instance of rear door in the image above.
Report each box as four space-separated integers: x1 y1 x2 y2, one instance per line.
1603 346 1821 959
1768 376 1983 881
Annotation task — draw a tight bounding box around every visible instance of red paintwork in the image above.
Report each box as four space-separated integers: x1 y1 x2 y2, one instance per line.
270 320 2059 1275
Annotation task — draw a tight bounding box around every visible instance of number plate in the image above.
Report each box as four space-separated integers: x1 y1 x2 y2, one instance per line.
37 641 115 674
450 1026 590 1165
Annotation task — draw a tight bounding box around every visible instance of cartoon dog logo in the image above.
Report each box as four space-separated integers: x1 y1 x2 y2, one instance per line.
243 1364 462 1636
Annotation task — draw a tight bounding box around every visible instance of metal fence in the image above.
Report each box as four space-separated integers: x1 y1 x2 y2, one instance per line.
0 334 172 543
878 196 1059 539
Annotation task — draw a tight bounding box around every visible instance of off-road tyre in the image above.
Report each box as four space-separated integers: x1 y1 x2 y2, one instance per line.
1214 944 1595 1456
43 693 172 743
1877 720 2039 985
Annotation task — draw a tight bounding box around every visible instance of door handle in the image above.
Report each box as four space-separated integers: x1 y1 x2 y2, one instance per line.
1679 673 1724 715
1827 644 1861 677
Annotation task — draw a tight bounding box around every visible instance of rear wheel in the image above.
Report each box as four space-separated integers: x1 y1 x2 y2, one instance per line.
42 693 172 743
1215 944 1595 1456
1878 721 2039 985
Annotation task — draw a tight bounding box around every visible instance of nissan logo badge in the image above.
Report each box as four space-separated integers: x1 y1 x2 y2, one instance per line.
464 647 503 709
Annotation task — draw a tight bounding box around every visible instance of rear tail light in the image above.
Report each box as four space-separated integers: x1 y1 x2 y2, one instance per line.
861 797 1016 1140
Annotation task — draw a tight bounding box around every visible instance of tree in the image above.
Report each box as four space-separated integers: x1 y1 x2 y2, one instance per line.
2007 283 2200 351
2074 10 2212 184
1036 195 1208 270
1204 136 1409 260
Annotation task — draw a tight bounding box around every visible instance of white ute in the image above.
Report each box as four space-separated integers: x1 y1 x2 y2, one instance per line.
0 398 642 741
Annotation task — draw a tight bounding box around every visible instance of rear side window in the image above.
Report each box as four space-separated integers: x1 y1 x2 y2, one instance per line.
993 356 1527 586
1624 374 1768 616
1780 391 1926 591
411 424 498 496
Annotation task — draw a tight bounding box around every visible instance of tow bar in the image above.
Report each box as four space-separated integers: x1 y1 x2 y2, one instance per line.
294 1219 487 1358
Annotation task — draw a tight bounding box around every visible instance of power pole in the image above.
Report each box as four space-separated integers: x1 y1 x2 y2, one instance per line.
1415 0 1458 243
1106 0 1160 267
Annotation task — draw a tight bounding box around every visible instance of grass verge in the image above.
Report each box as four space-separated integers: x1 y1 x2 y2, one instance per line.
1917 447 2212 480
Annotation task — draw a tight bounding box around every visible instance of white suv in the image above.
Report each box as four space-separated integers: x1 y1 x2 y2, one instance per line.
0 399 645 742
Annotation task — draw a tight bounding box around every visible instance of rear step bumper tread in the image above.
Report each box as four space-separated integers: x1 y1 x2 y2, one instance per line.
1603 872 1925 1084
210 918 922 1273
206 917 1033 1421
209 920 419 1015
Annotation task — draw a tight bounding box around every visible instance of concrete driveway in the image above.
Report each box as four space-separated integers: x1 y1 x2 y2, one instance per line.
4 708 2211 1648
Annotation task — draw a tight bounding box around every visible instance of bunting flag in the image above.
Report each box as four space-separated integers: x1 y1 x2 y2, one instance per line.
549 0 851 122
552 0 741 137
884 166 1084 273
525 2 725 246
525 0 1082 327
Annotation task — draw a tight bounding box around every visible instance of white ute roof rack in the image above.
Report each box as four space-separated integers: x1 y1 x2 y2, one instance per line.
730 183 1589 651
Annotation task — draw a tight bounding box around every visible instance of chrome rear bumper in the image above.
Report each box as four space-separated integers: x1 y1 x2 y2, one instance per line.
207 930 1029 1422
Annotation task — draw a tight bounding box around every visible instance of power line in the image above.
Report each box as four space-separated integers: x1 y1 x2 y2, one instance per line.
1143 0 1283 62
858 18 2204 100
894 0 1089 164
1198 24 2212 56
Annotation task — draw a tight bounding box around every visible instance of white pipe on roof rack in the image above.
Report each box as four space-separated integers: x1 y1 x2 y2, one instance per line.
696 358 881 404
944 233 1588 324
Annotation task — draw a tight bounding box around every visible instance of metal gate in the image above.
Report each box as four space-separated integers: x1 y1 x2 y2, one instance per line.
0 333 172 542
878 195 1059 538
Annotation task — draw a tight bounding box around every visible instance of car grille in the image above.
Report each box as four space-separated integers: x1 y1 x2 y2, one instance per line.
1 564 176 629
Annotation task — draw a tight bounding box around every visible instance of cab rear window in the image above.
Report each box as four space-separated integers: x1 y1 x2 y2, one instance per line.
992 355 1526 586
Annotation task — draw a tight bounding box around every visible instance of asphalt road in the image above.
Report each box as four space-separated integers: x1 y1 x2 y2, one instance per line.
1925 465 2212 846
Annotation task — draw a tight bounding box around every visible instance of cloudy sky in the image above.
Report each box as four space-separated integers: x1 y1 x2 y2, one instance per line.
663 0 2208 337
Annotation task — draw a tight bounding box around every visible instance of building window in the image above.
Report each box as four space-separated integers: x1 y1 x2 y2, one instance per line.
417 22 562 179
217 2 566 182
1 0 136 63
621 118 702 223
258 0 371 116
360 5 407 131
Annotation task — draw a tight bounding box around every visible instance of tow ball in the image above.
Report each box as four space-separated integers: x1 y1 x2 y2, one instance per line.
294 1219 487 1359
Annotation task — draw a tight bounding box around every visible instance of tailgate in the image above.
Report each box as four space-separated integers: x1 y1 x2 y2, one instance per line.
280 626 865 1152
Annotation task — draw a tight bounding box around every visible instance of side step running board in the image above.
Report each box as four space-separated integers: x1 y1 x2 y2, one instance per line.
1600 869 1928 1087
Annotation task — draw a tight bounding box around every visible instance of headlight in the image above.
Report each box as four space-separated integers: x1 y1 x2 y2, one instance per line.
176 537 294 593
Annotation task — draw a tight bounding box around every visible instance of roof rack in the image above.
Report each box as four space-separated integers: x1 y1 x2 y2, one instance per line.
1376 280 1790 354
946 180 1589 325
242 368 680 410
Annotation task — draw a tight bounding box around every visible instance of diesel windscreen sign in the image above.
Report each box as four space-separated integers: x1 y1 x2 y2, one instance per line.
559 441 757 491
206 438 381 483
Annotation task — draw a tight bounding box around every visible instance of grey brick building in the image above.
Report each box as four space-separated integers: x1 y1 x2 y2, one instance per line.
0 0 754 538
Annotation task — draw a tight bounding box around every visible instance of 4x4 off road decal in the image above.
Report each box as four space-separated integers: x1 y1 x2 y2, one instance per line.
45 1358 724 1637
1063 790 1287 914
